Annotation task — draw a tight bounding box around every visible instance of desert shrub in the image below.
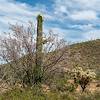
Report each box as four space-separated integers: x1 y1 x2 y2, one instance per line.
55 79 67 92
79 94 94 100
47 72 77 93
60 92 77 100
0 87 46 100
48 73 69 92
0 87 100 100
71 67 96 92
0 88 67 100
66 83 76 92
92 91 100 100
78 91 100 100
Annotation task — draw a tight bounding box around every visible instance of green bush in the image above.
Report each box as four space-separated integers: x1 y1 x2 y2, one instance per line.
66 83 76 92
0 87 46 100
0 87 76 100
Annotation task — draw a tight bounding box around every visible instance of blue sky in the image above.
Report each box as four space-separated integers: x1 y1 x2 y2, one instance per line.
0 0 100 43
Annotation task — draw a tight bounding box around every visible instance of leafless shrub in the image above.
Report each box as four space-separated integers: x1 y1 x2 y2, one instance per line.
0 22 69 86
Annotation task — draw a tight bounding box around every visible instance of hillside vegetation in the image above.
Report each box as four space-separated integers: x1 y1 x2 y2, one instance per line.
0 39 100 100
70 39 100 69
70 39 100 80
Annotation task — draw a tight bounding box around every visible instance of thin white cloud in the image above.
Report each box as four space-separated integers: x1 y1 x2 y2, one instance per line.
70 24 94 31
0 0 100 43
0 0 34 33
70 10 97 21
0 0 54 33
54 0 99 20
52 0 100 42
84 30 100 40
73 0 100 10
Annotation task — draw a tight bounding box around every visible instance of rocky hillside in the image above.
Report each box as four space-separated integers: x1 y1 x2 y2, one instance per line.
0 39 100 80
70 39 100 79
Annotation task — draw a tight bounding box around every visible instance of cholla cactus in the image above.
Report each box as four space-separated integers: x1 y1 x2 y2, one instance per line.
71 67 96 92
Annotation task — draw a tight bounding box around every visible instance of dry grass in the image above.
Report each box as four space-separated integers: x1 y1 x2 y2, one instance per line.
0 81 11 94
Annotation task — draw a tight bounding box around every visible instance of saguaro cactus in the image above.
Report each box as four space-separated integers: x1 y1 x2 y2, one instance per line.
34 15 43 84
